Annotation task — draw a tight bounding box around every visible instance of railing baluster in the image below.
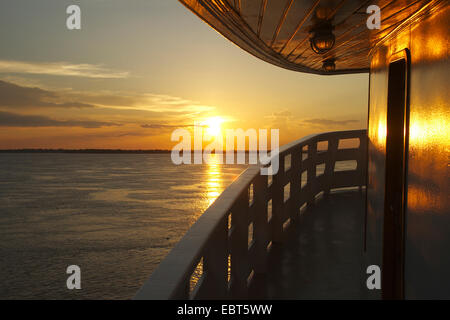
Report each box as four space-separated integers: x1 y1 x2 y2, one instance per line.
358 133 368 188
253 174 269 274
324 137 339 195
307 141 317 207
290 147 302 221
201 217 228 299
272 154 285 243
230 191 250 298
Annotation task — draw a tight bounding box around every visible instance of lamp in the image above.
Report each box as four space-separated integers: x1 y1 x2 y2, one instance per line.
309 22 335 54
322 59 336 72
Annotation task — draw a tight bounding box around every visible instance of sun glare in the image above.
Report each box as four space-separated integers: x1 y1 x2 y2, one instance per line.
203 117 224 138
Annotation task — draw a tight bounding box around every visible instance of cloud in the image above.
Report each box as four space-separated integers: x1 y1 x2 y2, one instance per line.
301 118 359 127
0 80 218 131
0 80 97 109
265 109 292 120
273 110 292 117
0 80 215 117
0 111 120 128
0 77 218 118
141 123 191 129
107 93 214 114
0 60 129 79
264 109 294 130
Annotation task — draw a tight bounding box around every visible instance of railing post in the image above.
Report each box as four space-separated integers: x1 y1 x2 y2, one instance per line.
200 217 228 299
324 137 338 195
307 141 317 208
253 174 268 274
290 147 302 221
358 133 368 188
272 154 285 244
230 191 250 298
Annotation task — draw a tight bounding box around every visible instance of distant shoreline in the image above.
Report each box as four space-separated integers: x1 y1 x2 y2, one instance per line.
0 149 172 154
0 149 272 154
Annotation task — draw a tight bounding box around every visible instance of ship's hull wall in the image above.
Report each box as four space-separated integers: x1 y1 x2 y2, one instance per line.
367 3 449 299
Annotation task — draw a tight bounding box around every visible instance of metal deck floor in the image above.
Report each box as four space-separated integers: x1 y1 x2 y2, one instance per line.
251 190 375 299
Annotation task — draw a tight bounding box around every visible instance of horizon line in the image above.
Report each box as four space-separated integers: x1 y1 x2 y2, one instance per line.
0 148 275 154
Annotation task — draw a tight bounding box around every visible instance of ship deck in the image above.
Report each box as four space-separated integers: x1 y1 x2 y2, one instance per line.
250 190 376 299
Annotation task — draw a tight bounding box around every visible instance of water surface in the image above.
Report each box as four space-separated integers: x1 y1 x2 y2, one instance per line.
0 153 246 299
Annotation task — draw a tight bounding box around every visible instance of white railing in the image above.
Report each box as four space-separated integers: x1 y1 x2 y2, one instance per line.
134 130 367 299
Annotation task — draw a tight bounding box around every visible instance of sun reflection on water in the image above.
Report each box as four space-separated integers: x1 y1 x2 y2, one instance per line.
205 154 223 207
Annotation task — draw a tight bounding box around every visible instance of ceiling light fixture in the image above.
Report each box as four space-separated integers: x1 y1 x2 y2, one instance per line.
310 21 335 54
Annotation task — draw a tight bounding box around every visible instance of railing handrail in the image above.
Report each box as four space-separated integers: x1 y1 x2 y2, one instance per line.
135 129 367 300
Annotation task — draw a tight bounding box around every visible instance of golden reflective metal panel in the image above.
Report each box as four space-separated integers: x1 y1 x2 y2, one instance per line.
366 2 449 298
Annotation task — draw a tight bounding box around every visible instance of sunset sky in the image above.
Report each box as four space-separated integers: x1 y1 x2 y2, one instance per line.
0 0 368 149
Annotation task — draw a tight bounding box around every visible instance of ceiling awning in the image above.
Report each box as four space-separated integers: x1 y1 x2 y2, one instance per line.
179 0 433 75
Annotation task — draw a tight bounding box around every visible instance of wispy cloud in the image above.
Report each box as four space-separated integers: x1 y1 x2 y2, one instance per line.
20 83 214 115
0 80 218 132
95 93 215 115
0 80 215 117
0 111 120 128
264 109 294 130
301 118 359 127
141 123 191 129
0 60 129 79
0 80 97 109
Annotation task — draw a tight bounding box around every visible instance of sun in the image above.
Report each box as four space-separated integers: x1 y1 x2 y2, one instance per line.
202 117 224 138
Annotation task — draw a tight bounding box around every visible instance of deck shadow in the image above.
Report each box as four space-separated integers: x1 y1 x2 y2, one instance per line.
250 190 377 299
